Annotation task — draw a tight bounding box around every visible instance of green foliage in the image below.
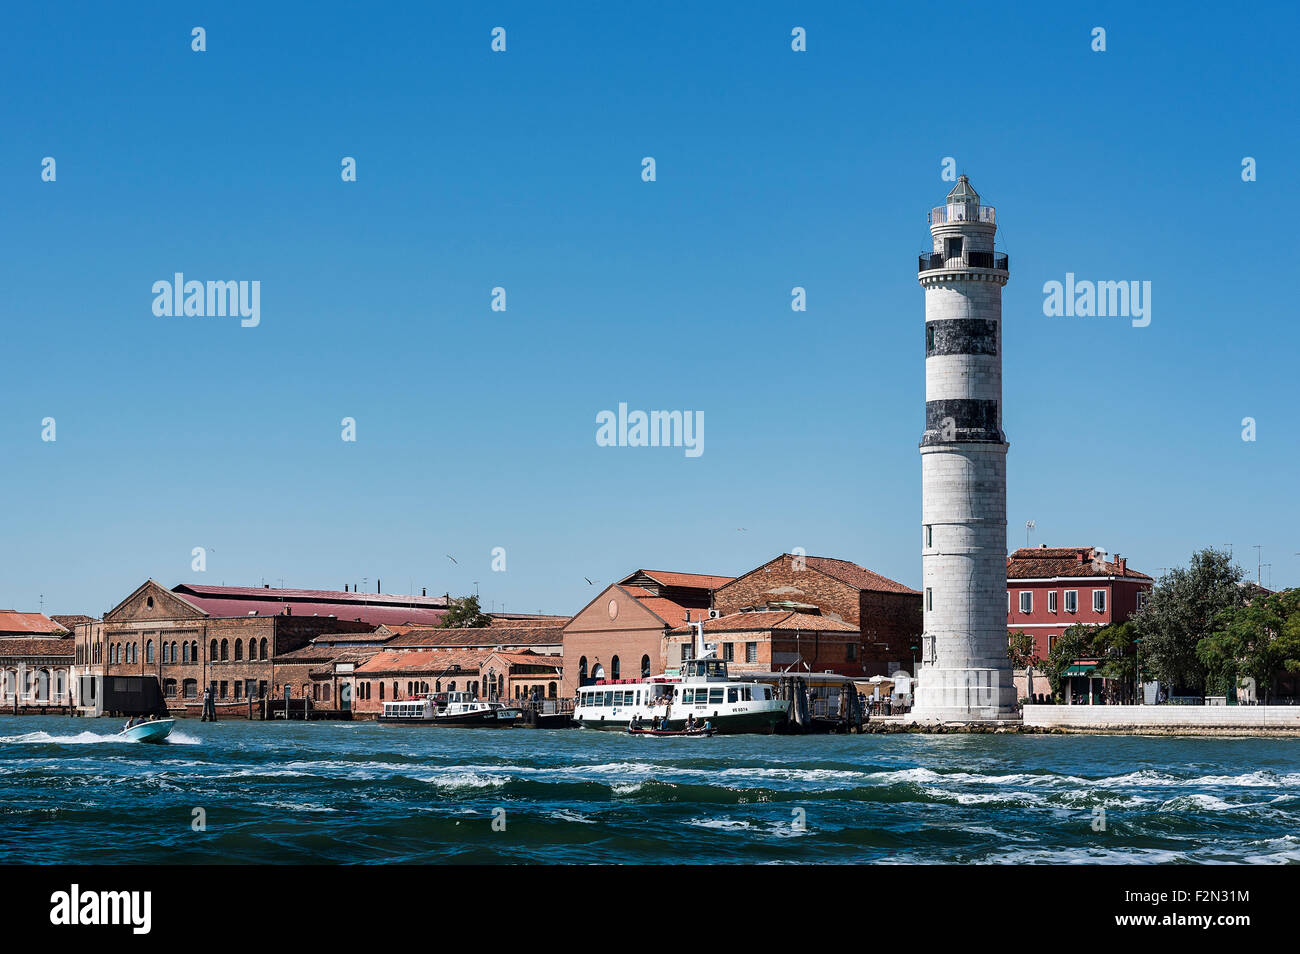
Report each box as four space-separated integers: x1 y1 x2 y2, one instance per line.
1042 623 1096 701
438 594 493 629
1200 589 1300 702
1131 548 1244 693
1007 630 1039 670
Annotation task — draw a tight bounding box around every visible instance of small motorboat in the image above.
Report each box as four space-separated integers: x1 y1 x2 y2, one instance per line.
119 718 176 743
627 725 715 737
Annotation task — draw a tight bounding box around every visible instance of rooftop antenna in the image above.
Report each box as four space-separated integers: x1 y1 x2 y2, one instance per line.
1253 545 1263 584
1025 520 1036 546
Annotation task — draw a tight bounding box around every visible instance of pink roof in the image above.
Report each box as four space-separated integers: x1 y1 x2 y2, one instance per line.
172 583 449 607
0 611 66 635
175 594 446 627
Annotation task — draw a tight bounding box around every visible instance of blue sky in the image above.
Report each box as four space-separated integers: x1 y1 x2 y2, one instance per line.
2 2 1297 617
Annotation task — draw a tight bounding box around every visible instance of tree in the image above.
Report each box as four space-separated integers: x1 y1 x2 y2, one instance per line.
1131 548 1244 694
1007 631 1040 670
1042 624 1095 701
439 594 493 628
1200 589 1300 703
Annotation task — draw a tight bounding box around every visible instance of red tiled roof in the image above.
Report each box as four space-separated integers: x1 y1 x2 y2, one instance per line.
50 614 95 629
173 594 447 627
386 626 563 649
0 636 75 658
487 651 563 670
622 588 699 627
670 610 859 635
173 583 449 608
0 612 66 635
800 556 920 595
355 649 489 676
1007 546 1153 581
625 570 735 590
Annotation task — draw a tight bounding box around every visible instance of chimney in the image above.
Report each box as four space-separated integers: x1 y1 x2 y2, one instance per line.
264 583 270 589
377 578 381 593
1118 556 1126 573
422 587 427 597
1076 551 1086 563
345 584 349 592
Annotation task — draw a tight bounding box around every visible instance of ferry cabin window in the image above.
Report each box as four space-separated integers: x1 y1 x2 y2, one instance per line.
727 688 738 703
709 688 724 704
682 689 694 703
603 691 613 706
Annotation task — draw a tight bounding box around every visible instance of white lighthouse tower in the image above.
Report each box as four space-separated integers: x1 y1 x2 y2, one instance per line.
909 176 1018 722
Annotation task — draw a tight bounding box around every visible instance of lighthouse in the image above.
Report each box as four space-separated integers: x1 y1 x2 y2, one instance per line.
909 176 1018 722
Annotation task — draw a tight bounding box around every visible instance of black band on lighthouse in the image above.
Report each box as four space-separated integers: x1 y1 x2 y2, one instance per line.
925 318 998 357
921 398 1004 445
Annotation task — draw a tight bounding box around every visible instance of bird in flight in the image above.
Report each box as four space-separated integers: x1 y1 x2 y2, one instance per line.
446 554 458 565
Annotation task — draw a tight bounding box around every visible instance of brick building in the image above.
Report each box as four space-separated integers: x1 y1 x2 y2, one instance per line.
351 649 489 715
664 608 862 676
75 580 378 715
1006 545 1154 661
561 571 725 698
714 554 922 675
0 611 75 711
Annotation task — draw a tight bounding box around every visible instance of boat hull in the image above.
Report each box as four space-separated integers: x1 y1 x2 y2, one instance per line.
577 707 783 735
119 719 175 743
378 708 521 727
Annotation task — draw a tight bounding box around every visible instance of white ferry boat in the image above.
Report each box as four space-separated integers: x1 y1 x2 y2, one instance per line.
574 657 787 734
379 691 521 727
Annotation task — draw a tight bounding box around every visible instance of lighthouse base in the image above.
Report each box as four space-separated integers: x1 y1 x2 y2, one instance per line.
907 667 1020 724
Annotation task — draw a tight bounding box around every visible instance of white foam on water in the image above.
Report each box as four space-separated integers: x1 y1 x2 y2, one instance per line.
254 801 337 813
688 817 753 831
547 810 595 824
0 730 122 745
165 730 201 745
420 771 508 790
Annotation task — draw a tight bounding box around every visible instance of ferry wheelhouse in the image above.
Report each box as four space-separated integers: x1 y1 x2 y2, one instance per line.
574 658 786 734
379 690 521 727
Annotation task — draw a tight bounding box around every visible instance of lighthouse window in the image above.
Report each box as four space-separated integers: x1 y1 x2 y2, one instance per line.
945 237 963 259
926 588 934 611
925 524 932 547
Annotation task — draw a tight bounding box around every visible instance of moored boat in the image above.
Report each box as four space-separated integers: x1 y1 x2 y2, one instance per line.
627 725 715 737
575 656 786 735
118 718 175 743
379 690 521 727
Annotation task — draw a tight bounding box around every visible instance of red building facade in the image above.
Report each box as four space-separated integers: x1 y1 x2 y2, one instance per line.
1006 546 1154 660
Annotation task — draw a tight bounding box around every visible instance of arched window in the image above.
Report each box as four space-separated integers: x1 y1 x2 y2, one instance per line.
183 679 197 699
641 654 651 677
259 638 268 659
379 682 385 700
591 663 605 682
578 656 588 685
191 641 198 662
219 639 229 661
611 656 620 680
161 642 169 664
248 639 257 661
210 639 218 660
323 685 331 702
146 640 155 664
392 681 398 698
171 641 178 663
448 681 457 691
548 682 557 698
130 643 137 664
234 639 243 661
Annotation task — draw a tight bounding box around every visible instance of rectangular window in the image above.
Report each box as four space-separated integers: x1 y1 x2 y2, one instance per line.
1048 591 1058 613
1019 591 1032 614
1137 590 1149 611
1064 590 1078 613
727 688 738 703
1093 589 1107 614
847 643 858 661
722 642 734 661
602 691 613 706
219 680 228 700
708 688 724 704
682 689 694 703
924 524 933 548
681 643 694 662
926 588 934 612
745 642 758 663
